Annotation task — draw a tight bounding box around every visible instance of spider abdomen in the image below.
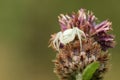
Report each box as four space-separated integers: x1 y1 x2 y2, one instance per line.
60 29 76 45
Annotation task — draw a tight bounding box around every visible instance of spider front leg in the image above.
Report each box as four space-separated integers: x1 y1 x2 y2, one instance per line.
76 32 82 51
76 28 86 51
53 32 62 51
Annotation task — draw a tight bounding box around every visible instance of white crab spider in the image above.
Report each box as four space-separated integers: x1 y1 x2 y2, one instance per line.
53 27 86 51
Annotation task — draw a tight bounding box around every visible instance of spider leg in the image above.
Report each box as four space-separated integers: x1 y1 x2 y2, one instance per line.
74 28 82 51
53 32 62 51
56 36 61 51
75 28 86 51
81 31 86 40
75 27 86 39
77 31 82 51
53 38 58 50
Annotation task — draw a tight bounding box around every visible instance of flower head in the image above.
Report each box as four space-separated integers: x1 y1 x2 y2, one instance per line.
49 9 115 80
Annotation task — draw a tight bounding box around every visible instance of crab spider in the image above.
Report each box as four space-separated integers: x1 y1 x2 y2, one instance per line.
53 27 86 51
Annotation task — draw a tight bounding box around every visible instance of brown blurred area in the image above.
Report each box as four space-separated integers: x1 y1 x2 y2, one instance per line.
0 0 119 80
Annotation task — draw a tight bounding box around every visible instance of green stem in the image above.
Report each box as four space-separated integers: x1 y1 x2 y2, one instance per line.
76 73 82 80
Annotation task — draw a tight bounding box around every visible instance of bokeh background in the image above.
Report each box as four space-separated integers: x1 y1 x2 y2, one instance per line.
0 0 119 80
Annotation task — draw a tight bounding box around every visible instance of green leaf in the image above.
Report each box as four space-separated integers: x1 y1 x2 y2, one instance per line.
82 62 100 80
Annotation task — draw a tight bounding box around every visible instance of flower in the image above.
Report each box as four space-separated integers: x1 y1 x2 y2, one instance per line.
49 9 115 80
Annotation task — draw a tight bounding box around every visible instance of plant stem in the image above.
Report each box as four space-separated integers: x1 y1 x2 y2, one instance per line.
76 73 82 80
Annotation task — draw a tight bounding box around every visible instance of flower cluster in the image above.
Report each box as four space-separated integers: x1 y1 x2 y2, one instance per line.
49 9 115 80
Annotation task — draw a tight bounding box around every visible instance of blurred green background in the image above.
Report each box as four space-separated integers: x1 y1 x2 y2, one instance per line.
0 0 119 80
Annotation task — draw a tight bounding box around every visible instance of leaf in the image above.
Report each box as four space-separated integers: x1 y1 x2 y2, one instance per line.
82 62 100 80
